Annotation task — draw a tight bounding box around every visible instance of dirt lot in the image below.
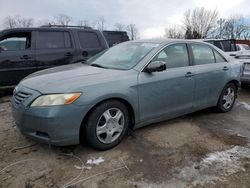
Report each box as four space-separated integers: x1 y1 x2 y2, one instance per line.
0 88 250 188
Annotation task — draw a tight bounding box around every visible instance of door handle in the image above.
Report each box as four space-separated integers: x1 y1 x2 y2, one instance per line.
223 66 229 71
65 52 73 57
185 72 194 77
20 55 31 60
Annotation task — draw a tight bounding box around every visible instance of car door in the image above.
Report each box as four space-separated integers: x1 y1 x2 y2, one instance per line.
138 43 195 123
35 30 76 71
189 43 229 109
0 31 36 86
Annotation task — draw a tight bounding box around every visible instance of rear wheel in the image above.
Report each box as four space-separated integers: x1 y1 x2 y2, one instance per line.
84 100 129 150
216 83 237 112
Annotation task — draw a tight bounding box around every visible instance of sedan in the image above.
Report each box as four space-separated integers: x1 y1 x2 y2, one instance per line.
12 39 242 150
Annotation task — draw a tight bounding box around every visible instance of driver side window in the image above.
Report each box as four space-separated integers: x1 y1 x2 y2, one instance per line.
152 43 189 69
0 32 31 51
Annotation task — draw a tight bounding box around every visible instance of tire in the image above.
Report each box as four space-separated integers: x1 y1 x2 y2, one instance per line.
216 83 237 113
84 100 129 150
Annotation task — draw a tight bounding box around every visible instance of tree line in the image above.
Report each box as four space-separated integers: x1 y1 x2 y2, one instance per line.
165 7 250 40
2 14 138 40
2 7 250 40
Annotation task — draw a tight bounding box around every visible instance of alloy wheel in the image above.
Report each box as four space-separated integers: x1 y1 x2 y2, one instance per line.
96 108 125 144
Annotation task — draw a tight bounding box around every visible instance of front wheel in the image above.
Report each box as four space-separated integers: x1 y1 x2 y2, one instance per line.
216 83 237 112
84 100 129 150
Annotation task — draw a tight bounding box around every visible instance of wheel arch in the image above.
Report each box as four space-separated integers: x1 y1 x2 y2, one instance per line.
228 80 240 90
79 97 136 143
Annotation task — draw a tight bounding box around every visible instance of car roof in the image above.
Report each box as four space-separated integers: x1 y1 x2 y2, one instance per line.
194 38 236 42
128 38 211 45
1 27 98 33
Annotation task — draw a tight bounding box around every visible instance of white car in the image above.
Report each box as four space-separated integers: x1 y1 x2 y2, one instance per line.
202 39 249 88
236 44 250 51
235 54 250 88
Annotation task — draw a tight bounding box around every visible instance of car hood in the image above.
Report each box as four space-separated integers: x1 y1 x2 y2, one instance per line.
21 63 132 93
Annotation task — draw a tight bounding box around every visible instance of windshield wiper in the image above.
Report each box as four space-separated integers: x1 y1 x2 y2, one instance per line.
90 63 107 69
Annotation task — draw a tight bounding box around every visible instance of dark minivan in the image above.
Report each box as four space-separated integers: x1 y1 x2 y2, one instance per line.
0 26 108 88
102 30 129 47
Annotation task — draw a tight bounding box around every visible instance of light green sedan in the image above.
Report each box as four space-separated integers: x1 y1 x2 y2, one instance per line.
12 39 241 150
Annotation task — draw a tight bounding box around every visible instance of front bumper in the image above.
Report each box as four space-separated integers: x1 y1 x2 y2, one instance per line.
11 85 89 146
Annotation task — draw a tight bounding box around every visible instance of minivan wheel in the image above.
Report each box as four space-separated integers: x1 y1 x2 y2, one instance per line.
84 100 129 150
216 83 237 112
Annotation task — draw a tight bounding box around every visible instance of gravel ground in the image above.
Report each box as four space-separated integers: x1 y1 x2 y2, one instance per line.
0 88 250 188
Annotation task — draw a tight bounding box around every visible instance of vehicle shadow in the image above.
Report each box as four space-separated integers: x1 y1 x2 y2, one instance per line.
0 88 13 103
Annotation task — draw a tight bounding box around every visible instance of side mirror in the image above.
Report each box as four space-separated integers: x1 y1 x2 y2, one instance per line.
145 61 166 73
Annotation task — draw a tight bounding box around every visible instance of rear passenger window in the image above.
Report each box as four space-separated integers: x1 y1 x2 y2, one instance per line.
78 32 101 48
152 43 189 69
214 50 227 63
191 44 215 65
64 32 72 48
37 31 68 49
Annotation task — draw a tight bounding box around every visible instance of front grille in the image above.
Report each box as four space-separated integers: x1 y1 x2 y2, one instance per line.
14 91 31 105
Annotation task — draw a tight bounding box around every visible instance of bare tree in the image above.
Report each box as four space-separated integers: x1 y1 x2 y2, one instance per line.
36 19 54 27
183 7 218 39
78 19 90 27
126 24 138 40
97 16 105 31
3 15 34 28
54 14 72 26
165 26 184 39
114 23 125 31
222 15 248 39
3 16 17 28
216 18 227 38
243 32 250 40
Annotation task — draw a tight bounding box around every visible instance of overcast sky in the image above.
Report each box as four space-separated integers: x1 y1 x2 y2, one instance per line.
0 0 250 38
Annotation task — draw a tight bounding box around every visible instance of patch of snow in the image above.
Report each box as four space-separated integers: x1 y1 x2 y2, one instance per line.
74 165 92 170
236 101 250 110
236 133 247 138
177 146 250 186
86 157 104 165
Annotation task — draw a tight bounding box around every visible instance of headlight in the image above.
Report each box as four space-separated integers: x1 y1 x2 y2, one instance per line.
30 93 81 107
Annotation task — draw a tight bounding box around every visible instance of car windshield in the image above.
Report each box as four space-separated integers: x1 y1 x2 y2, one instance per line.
87 42 159 70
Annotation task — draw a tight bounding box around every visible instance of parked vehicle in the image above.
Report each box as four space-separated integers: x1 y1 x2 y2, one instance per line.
235 54 250 88
203 39 238 56
236 44 250 57
236 43 250 51
102 30 129 47
203 39 248 87
0 25 108 88
12 39 241 150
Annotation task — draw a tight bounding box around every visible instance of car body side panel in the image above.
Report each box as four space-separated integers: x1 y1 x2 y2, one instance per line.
138 66 195 124
192 62 230 109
